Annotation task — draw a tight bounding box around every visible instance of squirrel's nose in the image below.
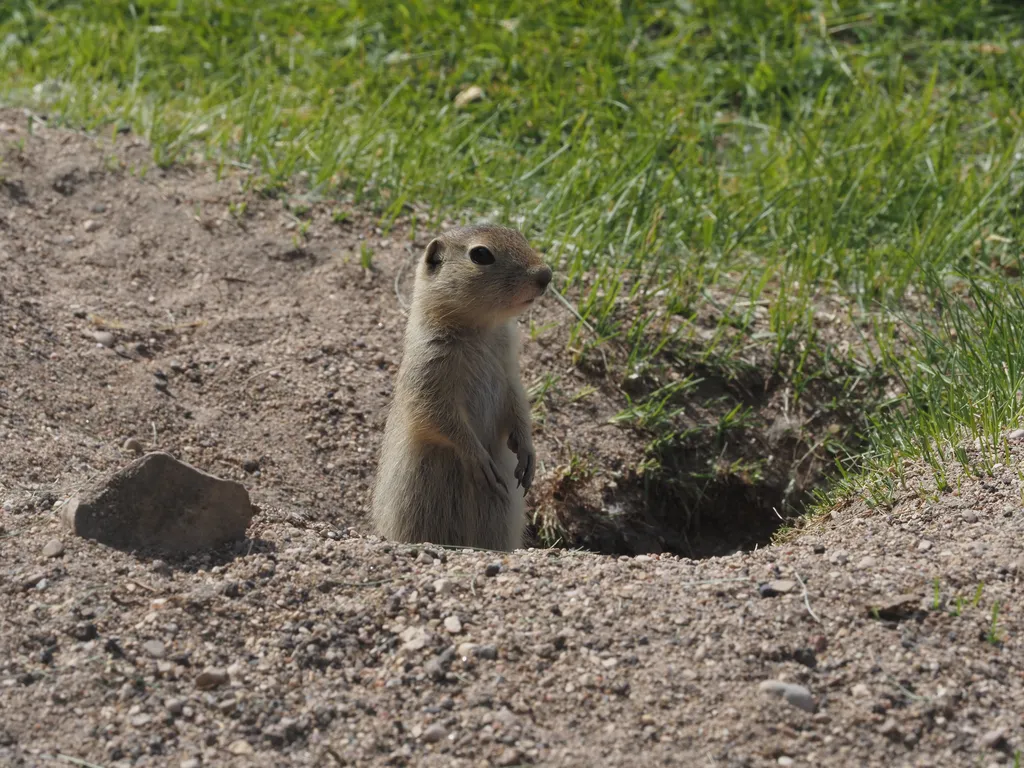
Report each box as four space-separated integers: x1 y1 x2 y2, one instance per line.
535 266 553 292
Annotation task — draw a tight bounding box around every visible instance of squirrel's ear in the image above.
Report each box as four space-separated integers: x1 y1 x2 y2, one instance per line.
424 238 443 270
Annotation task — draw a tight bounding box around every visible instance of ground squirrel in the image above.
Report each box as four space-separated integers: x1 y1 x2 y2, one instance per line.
371 225 552 551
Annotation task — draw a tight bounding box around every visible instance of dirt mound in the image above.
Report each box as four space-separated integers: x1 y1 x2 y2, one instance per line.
1 109 1022 767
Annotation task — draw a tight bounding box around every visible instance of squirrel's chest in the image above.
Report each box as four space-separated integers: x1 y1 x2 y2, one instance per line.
459 343 511 432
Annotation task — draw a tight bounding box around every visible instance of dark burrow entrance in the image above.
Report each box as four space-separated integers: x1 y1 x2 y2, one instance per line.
527 354 882 560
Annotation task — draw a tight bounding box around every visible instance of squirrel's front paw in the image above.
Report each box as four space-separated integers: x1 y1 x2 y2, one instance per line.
512 434 535 494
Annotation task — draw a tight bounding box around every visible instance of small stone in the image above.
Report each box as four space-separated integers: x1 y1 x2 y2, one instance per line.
129 714 151 727
151 559 171 576
218 697 237 714
454 85 485 108
456 643 479 659
41 538 65 558
812 543 826 554
423 658 444 681
961 511 978 524
143 640 166 659
242 459 260 473
165 698 184 715
228 739 254 755
19 571 47 591
879 718 900 738
917 539 933 552
767 579 797 594
856 555 877 569
828 549 848 565
91 330 115 348
777 758 794 767
433 579 452 595
1008 428 1024 440
122 437 144 455
69 622 98 642
195 668 229 690
62 452 256 555
180 760 200 768
867 593 920 621
852 683 870 697
476 645 498 660
90 202 107 214
443 616 462 634
420 724 447 743
484 563 501 577
758 583 777 598
83 219 101 232
758 680 816 713
400 626 430 652
496 747 524 766
980 728 1007 750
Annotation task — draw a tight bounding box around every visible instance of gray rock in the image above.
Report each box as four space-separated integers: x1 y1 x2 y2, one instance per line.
195 668 229 690
122 437 144 455
41 538 65 558
61 452 255 555
143 640 166 659
165 698 184 716
91 331 115 348
476 645 498 660
758 680 816 713
979 728 1007 750
421 724 447 743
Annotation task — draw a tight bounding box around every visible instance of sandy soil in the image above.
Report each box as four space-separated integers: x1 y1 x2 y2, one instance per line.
1 108 1022 768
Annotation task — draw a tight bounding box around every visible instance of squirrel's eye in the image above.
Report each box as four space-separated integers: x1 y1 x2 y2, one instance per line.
469 246 495 265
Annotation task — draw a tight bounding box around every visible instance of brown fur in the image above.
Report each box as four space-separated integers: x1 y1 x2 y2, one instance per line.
371 225 552 551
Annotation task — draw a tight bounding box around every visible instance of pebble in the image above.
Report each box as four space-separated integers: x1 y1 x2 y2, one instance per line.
1008 428 1024 440
852 683 870 697
917 539 933 552
400 626 430 652
420 724 447 743
143 640 166 659
758 680 816 713
83 219 101 232
242 458 260 473
228 739 254 755
122 437 144 455
165 698 184 715
828 549 848 565
979 728 1007 750
484 563 501 577
856 555 877 569
879 718 901 738
433 579 453 596
194 668 229 690
91 330 115 348
777 758 794 767
443 616 462 634
961 511 978 524
180 760 200 768
767 579 797 594
151 559 172 576
41 538 65 558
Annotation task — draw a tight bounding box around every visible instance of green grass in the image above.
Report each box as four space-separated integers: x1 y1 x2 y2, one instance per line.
4 0 1024 520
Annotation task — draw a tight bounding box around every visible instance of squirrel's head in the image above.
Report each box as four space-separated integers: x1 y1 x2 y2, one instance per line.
413 225 553 329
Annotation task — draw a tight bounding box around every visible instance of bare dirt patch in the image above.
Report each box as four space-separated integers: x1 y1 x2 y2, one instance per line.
0 106 884 560
1 109 1022 768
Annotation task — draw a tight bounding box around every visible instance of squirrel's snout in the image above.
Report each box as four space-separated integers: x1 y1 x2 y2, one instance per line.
534 266 553 292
